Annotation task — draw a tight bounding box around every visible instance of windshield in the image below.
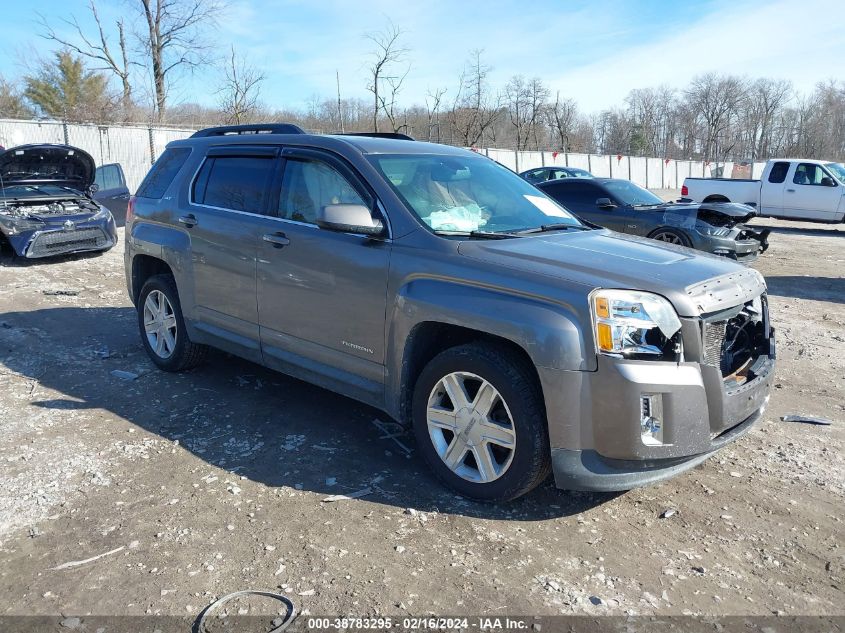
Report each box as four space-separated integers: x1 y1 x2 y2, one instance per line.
602 180 664 206
825 162 845 183
368 154 582 234
0 183 82 199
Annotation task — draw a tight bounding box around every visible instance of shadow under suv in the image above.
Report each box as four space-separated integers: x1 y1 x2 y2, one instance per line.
125 124 775 502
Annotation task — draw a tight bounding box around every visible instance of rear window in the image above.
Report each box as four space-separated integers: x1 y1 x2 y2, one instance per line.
136 147 191 199
192 155 275 214
768 161 789 184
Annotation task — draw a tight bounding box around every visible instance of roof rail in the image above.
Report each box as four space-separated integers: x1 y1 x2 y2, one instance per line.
339 132 415 141
191 123 305 138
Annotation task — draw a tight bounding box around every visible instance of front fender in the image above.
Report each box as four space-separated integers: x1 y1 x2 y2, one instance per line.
385 277 592 417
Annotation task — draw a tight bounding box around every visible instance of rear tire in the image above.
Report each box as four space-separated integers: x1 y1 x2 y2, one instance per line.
137 274 207 372
411 343 551 502
649 227 691 247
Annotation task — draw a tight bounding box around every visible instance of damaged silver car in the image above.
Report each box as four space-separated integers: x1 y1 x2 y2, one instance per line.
0 144 118 259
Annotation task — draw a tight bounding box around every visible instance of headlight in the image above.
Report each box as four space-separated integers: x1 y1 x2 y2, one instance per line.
700 225 732 237
90 205 112 221
592 289 682 359
0 213 44 235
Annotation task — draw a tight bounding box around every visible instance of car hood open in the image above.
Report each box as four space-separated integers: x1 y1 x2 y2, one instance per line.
458 229 766 317
0 144 95 191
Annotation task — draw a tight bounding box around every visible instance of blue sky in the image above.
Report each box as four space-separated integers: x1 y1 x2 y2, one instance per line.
1 0 843 114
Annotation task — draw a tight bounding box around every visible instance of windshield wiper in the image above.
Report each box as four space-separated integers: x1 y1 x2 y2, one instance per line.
515 223 591 235
434 229 519 239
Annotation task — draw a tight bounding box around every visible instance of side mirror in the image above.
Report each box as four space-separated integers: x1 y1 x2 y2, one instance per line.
317 204 384 236
596 197 616 209
821 176 836 187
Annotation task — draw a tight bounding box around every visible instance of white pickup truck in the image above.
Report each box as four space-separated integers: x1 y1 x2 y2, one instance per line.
682 159 845 222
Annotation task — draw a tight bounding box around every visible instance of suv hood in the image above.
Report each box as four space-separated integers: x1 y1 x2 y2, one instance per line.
458 229 766 317
0 144 95 191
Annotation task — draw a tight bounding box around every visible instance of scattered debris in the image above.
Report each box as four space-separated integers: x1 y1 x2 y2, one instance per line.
59 617 82 629
196 590 296 633
395 545 406 554
322 487 372 503
729 472 743 478
370 418 413 455
51 546 125 571
110 370 139 381
325 477 337 487
781 414 833 426
660 509 677 519
42 289 80 296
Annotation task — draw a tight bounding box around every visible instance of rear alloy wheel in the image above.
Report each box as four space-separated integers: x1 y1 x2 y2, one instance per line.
649 228 690 247
412 343 551 501
137 274 207 372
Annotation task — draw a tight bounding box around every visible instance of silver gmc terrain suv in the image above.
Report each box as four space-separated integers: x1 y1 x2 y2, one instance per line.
125 124 775 501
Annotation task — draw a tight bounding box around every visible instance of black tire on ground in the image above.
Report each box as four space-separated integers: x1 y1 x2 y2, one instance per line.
137 274 207 372
648 227 692 247
411 342 552 502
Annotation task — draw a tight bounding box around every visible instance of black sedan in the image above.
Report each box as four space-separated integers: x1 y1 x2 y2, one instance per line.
0 144 118 259
537 177 769 262
520 166 593 184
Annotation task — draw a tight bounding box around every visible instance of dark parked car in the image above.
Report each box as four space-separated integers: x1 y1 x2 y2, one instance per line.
93 162 131 225
0 144 117 259
538 177 769 262
520 166 593 184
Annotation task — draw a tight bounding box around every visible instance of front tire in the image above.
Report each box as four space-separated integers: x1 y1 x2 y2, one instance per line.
412 343 551 502
137 274 207 371
649 227 691 247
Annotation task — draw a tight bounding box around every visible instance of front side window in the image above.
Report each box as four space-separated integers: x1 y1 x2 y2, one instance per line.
767 162 789 184
95 165 121 190
793 163 829 186
193 155 275 214
368 154 581 234
278 158 367 224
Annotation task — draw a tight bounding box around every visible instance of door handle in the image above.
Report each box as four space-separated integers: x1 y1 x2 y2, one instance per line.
786 189 795 193
178 215 198 226
117 193 131 200
262 232 290 247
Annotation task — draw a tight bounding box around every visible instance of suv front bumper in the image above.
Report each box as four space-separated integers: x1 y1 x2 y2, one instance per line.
545 320 775 492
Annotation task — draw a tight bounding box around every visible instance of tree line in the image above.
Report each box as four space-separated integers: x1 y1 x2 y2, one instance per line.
0 3 843 163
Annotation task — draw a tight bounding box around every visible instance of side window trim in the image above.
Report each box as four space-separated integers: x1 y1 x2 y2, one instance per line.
189 148 280 216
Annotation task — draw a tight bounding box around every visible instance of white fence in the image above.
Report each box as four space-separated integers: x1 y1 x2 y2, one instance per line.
0 118 768 193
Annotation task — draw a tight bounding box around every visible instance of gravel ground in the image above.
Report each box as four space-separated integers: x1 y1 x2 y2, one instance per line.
0 212 842 621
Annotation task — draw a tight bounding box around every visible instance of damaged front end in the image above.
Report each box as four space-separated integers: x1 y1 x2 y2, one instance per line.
0 198 117 258
664 202 769 263
0 144 117 258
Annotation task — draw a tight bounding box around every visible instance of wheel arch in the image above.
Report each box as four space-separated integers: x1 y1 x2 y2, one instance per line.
702 194 730 203
131 255 174 305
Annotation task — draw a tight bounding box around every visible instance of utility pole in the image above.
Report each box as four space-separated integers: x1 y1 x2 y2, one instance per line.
336 70 345 133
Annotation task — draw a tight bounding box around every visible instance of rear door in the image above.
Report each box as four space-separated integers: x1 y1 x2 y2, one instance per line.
93 163 131 223
255 148 391 405
782 162 842 220
759 161 789 216
182 146 281 362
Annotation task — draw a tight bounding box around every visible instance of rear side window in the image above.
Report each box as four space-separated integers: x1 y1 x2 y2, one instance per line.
94 164 122 190
768 161 789 183
546 182 597 209
192 155 276 214
136 148 191 198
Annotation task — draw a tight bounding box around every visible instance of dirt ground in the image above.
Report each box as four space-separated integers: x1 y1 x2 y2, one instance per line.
0 211 842 623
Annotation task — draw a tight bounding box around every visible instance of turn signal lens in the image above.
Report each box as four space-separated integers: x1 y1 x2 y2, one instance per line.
597 322 613 351
595 296 610 318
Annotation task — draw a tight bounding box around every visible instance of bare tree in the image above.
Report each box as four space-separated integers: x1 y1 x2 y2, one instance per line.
527 77 549 150
136 0 222 121
546 92 578 151
450 49 500 147
216 46 264 125
37 1 133 116
685 73 747 161
424 87 447 141
363 21 409 132
742 78 792 160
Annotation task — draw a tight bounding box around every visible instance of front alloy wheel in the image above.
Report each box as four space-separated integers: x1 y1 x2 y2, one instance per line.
427 371 516 483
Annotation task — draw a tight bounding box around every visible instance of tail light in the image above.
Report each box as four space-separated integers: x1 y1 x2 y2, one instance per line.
126 195 136 224
681 184 688 196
